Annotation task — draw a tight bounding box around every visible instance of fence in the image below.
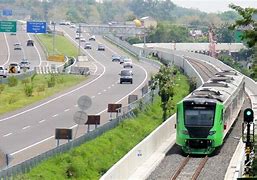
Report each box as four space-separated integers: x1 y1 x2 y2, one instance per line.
0 70 35 84
0 88 157 179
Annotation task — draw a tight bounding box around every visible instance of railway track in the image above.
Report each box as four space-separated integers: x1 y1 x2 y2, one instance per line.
171 155 208 180
185 57 218 81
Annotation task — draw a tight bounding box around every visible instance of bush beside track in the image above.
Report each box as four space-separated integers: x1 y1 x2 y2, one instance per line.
17 71 190 180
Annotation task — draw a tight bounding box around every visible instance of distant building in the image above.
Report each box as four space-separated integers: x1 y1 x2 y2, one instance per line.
189 30 203 37
140 16 157 28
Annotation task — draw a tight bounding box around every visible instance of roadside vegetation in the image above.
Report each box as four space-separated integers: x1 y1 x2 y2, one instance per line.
17 68 190 180
37 34 78 57
0 74 86 115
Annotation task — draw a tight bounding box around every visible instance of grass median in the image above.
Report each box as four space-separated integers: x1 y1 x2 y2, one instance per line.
0 74 86 115
18 71 190 180
37 34 78 57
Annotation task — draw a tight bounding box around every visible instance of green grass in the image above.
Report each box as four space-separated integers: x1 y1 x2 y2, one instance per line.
0 74 86 115
37 34 78 57
18 71 190 180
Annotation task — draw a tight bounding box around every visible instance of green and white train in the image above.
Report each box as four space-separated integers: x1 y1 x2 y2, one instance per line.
176 70 245 154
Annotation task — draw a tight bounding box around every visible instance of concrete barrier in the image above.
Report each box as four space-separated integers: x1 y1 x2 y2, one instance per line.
100 115 175 180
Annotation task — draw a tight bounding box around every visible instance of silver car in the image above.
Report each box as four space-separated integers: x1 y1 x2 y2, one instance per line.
0 66 7 78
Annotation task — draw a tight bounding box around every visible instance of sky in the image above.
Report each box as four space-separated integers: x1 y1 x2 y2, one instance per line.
172 0 257 13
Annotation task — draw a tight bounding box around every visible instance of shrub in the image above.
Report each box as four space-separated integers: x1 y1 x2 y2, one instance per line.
47 74 56 88
8 95 17 104
56 76 64 84
0 84 5 94
21 78 30 85
7 76 18 87
31 73 37 83
36 84 45 94
24 84 33 97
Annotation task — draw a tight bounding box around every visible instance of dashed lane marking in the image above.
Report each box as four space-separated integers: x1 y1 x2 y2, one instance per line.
3 133 12 137
52 114 59 118
22 126 30 130
39 119 46 123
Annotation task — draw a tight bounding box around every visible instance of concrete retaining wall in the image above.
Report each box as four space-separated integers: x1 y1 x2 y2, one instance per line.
100 115 175 180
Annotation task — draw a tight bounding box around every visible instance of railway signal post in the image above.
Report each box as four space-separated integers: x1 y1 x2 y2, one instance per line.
242 108 255 176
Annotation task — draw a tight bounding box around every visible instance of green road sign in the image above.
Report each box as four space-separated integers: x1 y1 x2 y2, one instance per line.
0 21 16 32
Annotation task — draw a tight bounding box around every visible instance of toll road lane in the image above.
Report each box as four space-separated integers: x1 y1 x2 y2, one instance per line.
0 26 158 164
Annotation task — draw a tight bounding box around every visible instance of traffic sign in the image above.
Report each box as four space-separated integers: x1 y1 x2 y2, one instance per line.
3 9 12 16
0 21 16 32
26 21 46 33
77 95 92 110
73 111 88 125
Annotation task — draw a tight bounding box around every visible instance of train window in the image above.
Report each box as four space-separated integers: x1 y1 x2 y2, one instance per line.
184 109 214 126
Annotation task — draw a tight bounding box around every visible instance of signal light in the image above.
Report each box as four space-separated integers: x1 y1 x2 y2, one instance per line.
244 108 254 123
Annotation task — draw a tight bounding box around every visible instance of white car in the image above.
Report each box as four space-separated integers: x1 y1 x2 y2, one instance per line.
123 58 133 68
89 35 96 41
0 66 7 78
14 43 22 50
80 37 86 42
75 33 83 40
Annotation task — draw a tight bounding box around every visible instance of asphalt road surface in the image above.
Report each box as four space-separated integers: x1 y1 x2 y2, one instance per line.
0 25 158 166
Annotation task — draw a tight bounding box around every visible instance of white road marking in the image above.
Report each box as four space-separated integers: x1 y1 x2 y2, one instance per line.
64 109 70 112
52 114 59 117
92 96 96 99
103 89 106 92
74 104 78 107
27 33 43 66
3 33 10 66
9 27 149 156
108 86 111 89
10 136 54 156
98 92 101 95
39 119 46 123
22 126 30 130
3 133 12 137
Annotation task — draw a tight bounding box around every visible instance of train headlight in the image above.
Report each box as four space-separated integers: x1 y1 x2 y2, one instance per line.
182 130 188 135
209 131 216 135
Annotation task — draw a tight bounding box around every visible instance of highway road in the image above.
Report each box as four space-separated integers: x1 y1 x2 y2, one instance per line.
0 33 9 66
0 22 46 70
0 25 158 166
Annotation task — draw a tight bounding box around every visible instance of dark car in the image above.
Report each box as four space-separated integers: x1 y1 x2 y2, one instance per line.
112 54 121 62
97 44 105 51
27 40 34 46
119 69 133 84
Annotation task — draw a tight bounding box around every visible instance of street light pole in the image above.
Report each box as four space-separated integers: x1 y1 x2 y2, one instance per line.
53 22 56 55
78 24 81 58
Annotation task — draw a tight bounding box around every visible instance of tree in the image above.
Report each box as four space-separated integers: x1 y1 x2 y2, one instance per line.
229 4 257 79
151 65 175 121
229 4 257 48
216 24 235 43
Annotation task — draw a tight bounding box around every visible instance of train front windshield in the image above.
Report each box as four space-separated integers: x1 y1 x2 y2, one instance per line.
184 107 214 127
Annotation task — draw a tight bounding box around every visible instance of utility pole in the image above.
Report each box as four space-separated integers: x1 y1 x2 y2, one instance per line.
78 24 81 58
52 22 56 55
